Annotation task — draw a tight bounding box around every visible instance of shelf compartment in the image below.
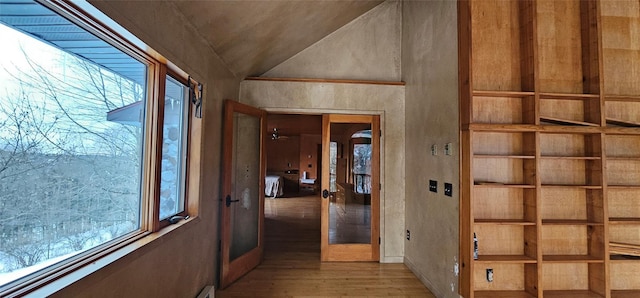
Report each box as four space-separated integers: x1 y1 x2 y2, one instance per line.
474 179 536 222
473 131 536 156
473 263 538 294
542 263 607 296
606 135 640 159
610 224 640 247
541 225 605 258
540 132 602 158
475 255 537 263
612 291 640 298
541 187 604 223
474 225 537 257
610 242 640 257
601 0 640 96
540 96 602 127
543 255 603 263
472 95 536 124
610 261 640 293
543 290 605 298
605 101 640 127
471 0 534 92
537 0 600 95
474 157 536 186
607 159 640 186
474 290 536 298
609 188 640 219
539 159 602 186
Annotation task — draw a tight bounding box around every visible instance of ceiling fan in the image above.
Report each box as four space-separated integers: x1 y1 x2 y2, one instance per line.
271 128 290 140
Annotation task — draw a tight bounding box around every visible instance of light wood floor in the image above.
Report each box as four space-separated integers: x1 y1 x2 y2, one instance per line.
216 195 436 297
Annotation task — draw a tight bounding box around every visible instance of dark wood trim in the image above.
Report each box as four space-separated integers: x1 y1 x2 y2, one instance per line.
245 76 405 86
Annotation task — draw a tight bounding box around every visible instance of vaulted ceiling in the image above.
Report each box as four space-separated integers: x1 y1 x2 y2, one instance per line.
170 0 383 78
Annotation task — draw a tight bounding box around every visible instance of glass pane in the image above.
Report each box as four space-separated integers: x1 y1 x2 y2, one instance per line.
353 143 372 194
159 77 188 220
230 112 261 261
329 123 371 244
0 2 145 287
329 142 337 192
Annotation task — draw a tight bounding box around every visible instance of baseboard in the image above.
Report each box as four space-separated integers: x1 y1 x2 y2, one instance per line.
404 256 445 298
381 256 404 263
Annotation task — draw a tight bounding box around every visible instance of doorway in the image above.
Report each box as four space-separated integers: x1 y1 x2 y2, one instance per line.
264 112 380 262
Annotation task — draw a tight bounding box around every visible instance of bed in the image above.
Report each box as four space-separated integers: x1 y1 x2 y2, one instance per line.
265 175 284 198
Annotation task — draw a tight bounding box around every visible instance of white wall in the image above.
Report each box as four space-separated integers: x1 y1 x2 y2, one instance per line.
241 0 406 262
240 80 405 261
402 0 461 297
263 0 402 82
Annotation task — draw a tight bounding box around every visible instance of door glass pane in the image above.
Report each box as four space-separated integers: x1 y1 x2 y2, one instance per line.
329 123 371 244
230 112 261 261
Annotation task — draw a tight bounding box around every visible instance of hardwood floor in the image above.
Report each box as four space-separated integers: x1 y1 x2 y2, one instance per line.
216 195 435 297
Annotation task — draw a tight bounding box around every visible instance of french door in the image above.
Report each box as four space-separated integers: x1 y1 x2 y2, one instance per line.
321 114 380 261
220 100 266 288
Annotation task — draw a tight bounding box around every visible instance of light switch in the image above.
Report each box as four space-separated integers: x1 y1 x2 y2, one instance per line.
429 180 437 193
445 143 453 155
444 183 453 197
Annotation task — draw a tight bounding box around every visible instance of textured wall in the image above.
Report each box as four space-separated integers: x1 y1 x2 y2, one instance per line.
240 80 405 261
402 0 461 297
50 1 241 297
263 0 402 82
242 0 405 262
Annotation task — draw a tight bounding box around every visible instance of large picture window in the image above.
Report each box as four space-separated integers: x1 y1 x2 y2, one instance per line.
0 0 194 294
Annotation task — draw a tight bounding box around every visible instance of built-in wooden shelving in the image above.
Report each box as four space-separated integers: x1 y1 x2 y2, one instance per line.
459 0 640 296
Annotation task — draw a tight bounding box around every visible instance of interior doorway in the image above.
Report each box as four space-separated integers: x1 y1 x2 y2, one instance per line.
265 112 380 262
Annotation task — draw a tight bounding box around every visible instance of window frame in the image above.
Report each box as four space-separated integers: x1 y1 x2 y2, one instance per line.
155 71 192 230
0 0 199 296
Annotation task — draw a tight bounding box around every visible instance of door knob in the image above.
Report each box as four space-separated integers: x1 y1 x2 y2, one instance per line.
225 195 239 207
322 189 329 199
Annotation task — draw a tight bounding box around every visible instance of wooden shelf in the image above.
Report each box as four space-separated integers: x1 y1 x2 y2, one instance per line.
543 255 605 263
540 116 600 127
541 184 602 189
609 218 640 224
542 219 604 226
543 290 605 298
540 93 600 100
461 0 640 296
610 242 640 257
540 156 601 160
474 183 536 188
608 185 640 189
473 90 535 97
475 219 536 225
474 154 535 159
475 255 537 263
475 290 536 298
606 118 640 127
612 291 640 298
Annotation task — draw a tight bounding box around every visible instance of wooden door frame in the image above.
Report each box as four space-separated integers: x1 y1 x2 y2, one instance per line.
320 113 380 261
263 108 384 262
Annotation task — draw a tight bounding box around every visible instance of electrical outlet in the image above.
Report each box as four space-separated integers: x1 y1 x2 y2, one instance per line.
429 180 437 193
444 183 453 197
431 144 438 155
406 230 410 241
486 268 493 282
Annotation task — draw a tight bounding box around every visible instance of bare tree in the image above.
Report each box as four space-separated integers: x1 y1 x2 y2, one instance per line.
0 45 143 273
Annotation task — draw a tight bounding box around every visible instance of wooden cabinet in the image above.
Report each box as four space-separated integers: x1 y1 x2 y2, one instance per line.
460 0 640 297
